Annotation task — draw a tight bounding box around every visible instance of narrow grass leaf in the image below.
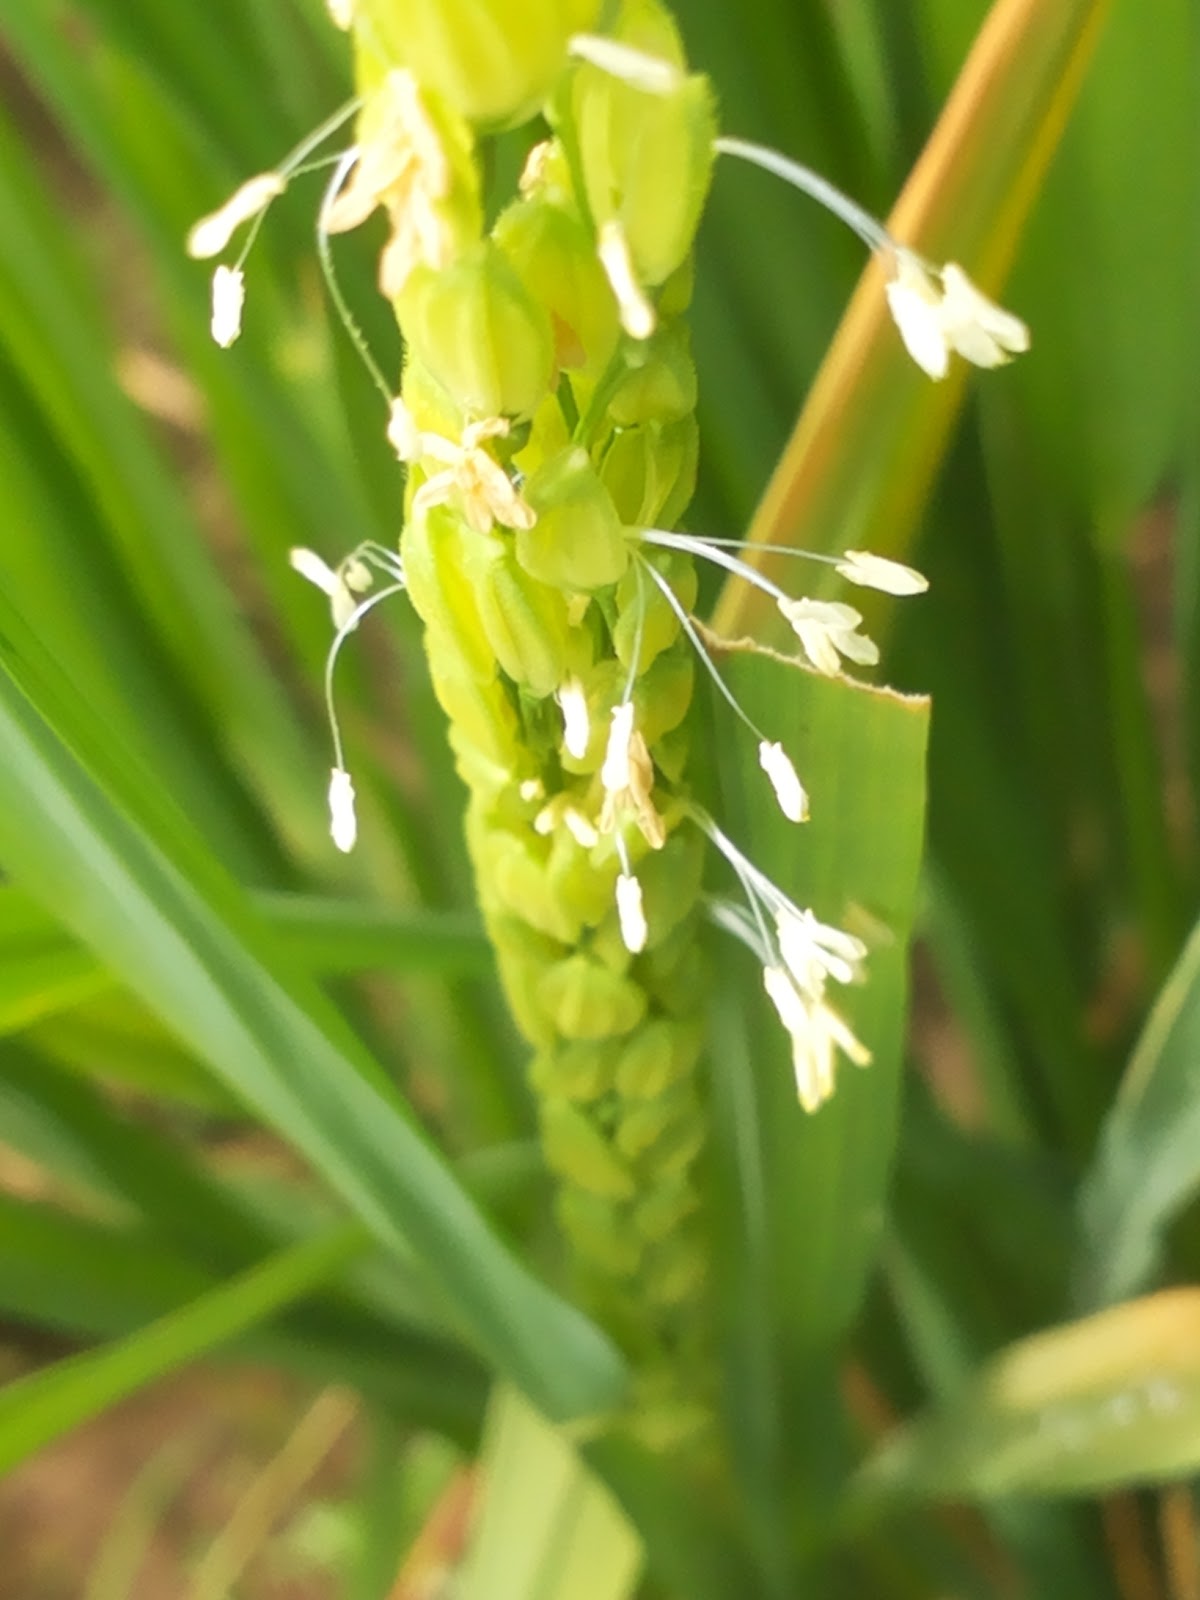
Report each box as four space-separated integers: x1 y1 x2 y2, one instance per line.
0 1194 488 1442
0 1225 363 1476
1077 914 1200 1307
0 594 627 1422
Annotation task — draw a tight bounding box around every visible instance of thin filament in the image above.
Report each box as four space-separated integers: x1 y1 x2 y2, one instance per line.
322 581 407 771
714 136 895 256
317 150 394 405
641 529 791 606
638 557 770 744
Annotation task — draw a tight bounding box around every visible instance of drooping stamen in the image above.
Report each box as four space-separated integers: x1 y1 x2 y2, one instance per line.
692 806 861 985
696 817 873 1102
778 597 878 676
556 678 591 761
637 554 809 822
601 701 636 796
188 98 363 264
616 872 649 954
597 220 656 340
758 741 808 823
189 176 286 261
713 138 1028 382
833 550 928 595
210 265 246 348
328 766 358 853
643 530 928 598
317 579 408 850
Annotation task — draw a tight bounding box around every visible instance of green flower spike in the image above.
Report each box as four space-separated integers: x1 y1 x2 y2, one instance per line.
193 0 968 1452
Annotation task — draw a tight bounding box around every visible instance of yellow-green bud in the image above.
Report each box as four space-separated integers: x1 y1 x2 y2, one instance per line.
427 656 522 771
632 649 694 745
495 198 620 374
616 1082 694 1160
399 243 554 419
599 416 698 527
547 828 620 928
356 0 600 126
608 322 697 427
629 1093 705 1175
401 357 467 444
489 916 564 1046
633 827 705 947
641 917 707 1017
518 447 629 591
643 1236 706 1306
556 1188 643 1274
567 0 716 287
489 830 582 943
613 1016 700 1098
402 507 497 682
541 1098 637 1198
529 1037 620 1100
633 1176 699 1242
613 548 697 670
538 951 648 1039
462 534 569 697
654 416 700 527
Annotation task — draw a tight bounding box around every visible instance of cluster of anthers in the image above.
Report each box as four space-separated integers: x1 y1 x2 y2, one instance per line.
188 30 1029 1114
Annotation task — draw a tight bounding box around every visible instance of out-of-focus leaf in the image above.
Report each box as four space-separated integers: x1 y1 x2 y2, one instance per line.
1077 915 1200 1308
0 1224 363 1475
255 892 491 974
0 881 489 1053
0 96 319 871
705 658 927 1570
713 0 1110 637
0 590 627 1423
971 0 1197 529
890 1085 1075 1384
457 1386 643 1600
859 1289 1200 1500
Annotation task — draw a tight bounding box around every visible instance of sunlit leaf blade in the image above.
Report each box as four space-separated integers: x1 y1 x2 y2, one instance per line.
859 1290 1200 1500
0 593 627 1422
713 0 1109 638
1077 915 1200 1307
0 1225 363 1476
457 1386 643 1600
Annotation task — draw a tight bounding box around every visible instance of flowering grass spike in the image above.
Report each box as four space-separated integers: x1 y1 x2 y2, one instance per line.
191 0 1023 1448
